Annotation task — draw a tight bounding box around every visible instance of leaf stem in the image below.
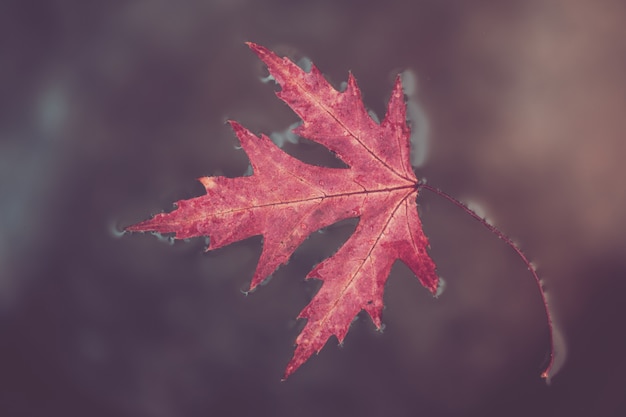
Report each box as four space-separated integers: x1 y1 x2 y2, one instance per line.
417 183 554 380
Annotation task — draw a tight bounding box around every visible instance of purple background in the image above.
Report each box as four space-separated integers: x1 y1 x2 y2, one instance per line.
2 0 626 416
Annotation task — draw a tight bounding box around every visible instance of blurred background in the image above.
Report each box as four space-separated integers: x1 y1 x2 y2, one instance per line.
2 0 626 416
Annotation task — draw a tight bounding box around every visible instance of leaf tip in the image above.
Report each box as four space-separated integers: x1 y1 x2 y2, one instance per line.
246 41 272 60
282 335 323 380
227 120 250 143
198 176 216 190
283 354 304 381
248 277 261 292
124 219 151 233
226 119 241 130
244 41 265 55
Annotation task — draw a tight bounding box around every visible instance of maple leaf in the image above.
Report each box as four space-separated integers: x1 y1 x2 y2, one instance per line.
127 43 554 380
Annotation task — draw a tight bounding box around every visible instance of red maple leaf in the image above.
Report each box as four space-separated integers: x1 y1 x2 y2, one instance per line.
127 43 554 380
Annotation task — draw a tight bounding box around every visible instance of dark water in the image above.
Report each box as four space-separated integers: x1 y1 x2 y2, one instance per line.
2 1 626 416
